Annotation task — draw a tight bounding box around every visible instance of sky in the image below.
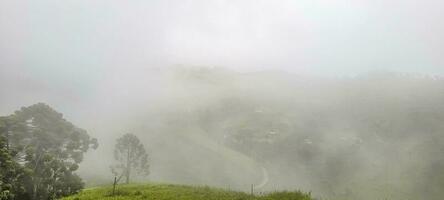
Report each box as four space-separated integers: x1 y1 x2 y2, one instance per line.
1 0 444 113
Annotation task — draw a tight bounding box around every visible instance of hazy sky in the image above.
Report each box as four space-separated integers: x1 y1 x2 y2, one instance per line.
1 0 444 113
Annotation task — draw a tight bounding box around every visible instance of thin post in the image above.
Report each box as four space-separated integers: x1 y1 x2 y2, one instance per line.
251 184 254 195
112 176 117 196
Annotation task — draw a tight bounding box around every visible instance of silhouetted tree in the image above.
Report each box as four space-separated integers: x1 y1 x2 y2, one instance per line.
111 133 149 184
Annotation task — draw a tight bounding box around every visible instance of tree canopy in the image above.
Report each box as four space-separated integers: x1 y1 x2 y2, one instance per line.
0 103 98 200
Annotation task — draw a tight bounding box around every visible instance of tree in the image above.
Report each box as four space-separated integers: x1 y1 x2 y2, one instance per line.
0 103 98 200
0 135 28 200
111 133 149 184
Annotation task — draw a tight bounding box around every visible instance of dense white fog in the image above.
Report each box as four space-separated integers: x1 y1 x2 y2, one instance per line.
1 1 444 200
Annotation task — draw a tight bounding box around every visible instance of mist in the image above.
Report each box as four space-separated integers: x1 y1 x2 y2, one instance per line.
1 1 444 200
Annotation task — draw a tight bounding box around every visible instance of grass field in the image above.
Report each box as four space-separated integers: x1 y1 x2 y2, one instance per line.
62 183 313 200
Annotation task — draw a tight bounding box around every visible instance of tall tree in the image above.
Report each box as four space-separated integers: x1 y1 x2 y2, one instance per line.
0 103 98 200
0 135 28 200
111 133 149 184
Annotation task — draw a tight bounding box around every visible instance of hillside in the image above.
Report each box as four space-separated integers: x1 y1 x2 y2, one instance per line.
62 184 312 200
77 68 444 199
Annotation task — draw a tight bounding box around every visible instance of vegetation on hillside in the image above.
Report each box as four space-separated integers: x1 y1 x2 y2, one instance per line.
62 184 312 200
136 68 444 200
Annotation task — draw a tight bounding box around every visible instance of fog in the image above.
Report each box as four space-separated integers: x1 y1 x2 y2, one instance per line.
1 0 444 200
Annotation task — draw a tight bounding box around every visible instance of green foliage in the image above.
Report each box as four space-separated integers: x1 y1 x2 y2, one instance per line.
258 191 312 200
62 184 313 200
0 103 98 200
111 134 149 184
0 135 27 200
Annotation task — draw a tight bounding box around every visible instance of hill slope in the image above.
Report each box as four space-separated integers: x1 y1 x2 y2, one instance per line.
62 184 312 200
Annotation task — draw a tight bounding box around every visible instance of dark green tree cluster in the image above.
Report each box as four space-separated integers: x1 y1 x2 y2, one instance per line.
0 103 98 200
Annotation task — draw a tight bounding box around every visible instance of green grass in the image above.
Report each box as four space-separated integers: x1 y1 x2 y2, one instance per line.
62 183 312 200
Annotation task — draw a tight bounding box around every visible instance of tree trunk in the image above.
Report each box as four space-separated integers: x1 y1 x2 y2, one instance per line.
32 179 38 200
126 168 130 184
126 145 131 184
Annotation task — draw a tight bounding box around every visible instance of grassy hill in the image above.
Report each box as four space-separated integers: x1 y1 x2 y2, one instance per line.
62 183 312 200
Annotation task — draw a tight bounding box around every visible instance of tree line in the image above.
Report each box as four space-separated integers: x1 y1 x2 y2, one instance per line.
0 103 150 200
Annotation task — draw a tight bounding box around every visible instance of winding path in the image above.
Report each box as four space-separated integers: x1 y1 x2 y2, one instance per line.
255 166 269 189
178 128 269 190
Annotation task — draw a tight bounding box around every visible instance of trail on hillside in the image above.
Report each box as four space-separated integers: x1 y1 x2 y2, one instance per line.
177 128 269 190
255 167 269 189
